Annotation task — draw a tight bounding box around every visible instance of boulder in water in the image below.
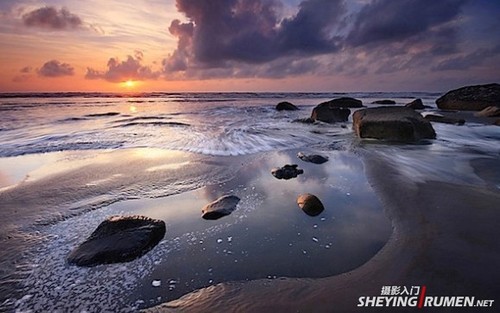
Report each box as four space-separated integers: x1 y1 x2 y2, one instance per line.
317 97 363 108
424 114 465 125
311 106 350 123
67 215 166 267
297 152 328 164
372 100 396 105
272 164 304 180
405 99 425 110
201 195 240 220
352 106 436 142
436 83 500 111
297 194 325 216
276 101 299 111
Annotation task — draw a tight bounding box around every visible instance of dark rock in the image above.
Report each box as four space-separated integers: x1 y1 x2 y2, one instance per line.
352 106 436 141
436 83 500 111
201 195 240 220
494 119 500 126
271 164 304 180
372 100 396 105
405 98 425 110
424 114 465 125
297 194 325 216
297 152 328 164
311 106 351 123
292 117 315 124
67 215 166 267
276 101 299 111
317 97 363 108
474 106 500 117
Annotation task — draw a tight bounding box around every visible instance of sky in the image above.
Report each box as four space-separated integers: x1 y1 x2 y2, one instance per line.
0 0 499 92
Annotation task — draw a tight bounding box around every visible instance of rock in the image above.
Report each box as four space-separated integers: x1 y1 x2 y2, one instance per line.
67 215 166 267
474 106 500 117
297 152 328 164
405 98 425 110
311 106 351 123
494 119 500 126
297 194 325 216
271 164 304 180
424 114 465 125
317 97 363 108
292 117 315 124
201 195 240 220
352 106 436 141
372 100 396 105
276 101 299 111
436 83 500 111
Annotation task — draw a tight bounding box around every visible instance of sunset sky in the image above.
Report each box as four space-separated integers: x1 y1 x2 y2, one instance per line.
1 0 499 92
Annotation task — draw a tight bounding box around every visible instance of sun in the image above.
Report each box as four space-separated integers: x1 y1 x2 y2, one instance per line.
125 80 135 87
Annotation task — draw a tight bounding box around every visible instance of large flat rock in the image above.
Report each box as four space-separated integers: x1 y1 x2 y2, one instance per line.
436 83 500 111
353 106 436 141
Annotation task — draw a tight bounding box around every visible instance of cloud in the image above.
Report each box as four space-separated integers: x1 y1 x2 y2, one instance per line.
432 44 500 71
22 6 83 31
346 0 468 47
38 60 75 77
85 52 160 82
163 0 346 76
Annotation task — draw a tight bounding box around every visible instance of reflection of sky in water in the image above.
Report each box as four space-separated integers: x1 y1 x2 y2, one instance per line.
124 149 391 307
11 149 391 311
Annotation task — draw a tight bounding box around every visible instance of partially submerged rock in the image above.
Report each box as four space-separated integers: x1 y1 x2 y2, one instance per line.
474 106 500 117
67 215 166 267
405 98 425 110
276 101 299 111
297 152 328 164
436 83 500 111
297 194 325 216
272 164 304 180
201 195 240 220
311 106 350 123
424 114 465 125
317 97 363 108
372 100 396 105
352 106 436 142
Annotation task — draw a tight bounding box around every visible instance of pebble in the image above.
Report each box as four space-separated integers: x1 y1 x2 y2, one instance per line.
152 280 161 287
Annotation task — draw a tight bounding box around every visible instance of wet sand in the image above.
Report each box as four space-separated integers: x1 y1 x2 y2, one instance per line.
145 152 500 312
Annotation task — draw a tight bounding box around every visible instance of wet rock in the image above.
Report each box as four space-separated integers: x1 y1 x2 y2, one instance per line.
436 83 500 111
297 194 325 216
297 152 328 164
67 215 166 267
271 164 304 180
311 106 351 123
474 106 500 117
405 98 425 110
201 195 240 220
292 117 315 124
317 97 363 108
276 101 299 111
424 114 465 125
352 106 436 142
372 100 396 105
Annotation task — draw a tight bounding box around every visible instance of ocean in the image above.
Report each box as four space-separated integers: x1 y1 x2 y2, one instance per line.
0 92 499 312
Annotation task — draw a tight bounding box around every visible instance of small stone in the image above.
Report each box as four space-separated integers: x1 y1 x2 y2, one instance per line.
152 280 161 287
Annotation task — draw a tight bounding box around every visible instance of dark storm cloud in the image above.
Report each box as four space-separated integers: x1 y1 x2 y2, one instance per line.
22 6 83 31
346 0 468 47
38 60 74 77
164 0 345 73
85 52 160 82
